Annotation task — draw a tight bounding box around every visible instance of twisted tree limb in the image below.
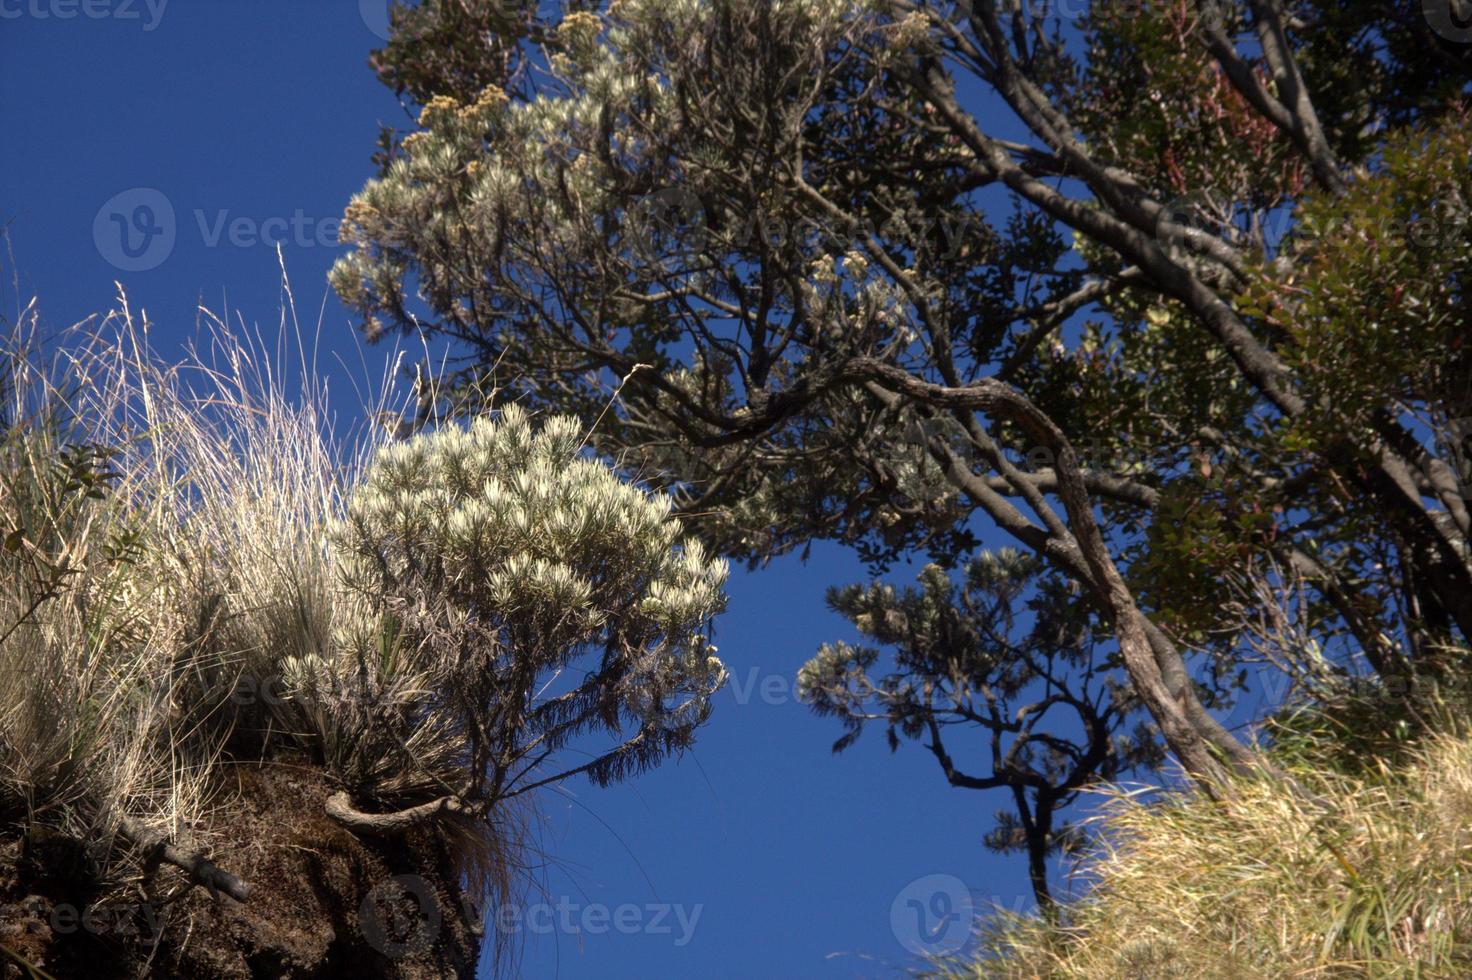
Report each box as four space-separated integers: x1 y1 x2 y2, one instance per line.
847 356 1257 790
325 791 469 836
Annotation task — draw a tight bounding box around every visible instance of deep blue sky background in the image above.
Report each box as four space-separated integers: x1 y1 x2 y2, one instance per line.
1 6 1274 977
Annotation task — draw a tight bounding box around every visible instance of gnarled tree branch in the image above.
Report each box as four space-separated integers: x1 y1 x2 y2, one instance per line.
325 791 470 836
847 355 1257 789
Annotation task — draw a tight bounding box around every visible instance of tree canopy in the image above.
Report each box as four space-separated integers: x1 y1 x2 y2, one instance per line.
333 0 1471 898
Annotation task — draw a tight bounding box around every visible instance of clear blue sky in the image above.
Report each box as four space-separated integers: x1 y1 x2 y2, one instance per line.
0 6 1274 977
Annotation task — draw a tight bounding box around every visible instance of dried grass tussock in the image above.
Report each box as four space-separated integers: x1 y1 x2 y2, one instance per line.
950 724 1472 979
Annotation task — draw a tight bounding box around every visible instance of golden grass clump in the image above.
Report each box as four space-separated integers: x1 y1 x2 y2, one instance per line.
953 729 1472 978
0 289 398 900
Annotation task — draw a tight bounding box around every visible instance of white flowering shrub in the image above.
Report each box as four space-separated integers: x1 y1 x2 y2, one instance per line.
330 405 728 802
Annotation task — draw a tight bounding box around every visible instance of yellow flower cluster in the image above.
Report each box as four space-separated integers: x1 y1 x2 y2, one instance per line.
555 10 603 72
417 94 461 128
556 10 602 46
458 84 509 124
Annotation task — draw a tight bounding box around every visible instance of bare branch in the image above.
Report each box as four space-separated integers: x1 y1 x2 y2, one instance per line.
325 791 470 836
117 815 250 904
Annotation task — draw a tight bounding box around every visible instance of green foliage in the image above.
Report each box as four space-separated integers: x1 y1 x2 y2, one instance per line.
1291 0 1472 159
1248 116 1472 440
336 3 1471 648
370 0 537 105
1075 0 1305 203
1264 668 1472 778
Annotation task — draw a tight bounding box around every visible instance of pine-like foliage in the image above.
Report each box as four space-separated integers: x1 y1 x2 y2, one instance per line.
800 549 1161 906
324 405 729 804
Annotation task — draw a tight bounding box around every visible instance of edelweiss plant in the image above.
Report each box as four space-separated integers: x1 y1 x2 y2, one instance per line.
318 405 729 827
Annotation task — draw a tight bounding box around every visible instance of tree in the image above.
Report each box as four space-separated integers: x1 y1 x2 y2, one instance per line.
799 549 1162 907
332 0 1470 802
